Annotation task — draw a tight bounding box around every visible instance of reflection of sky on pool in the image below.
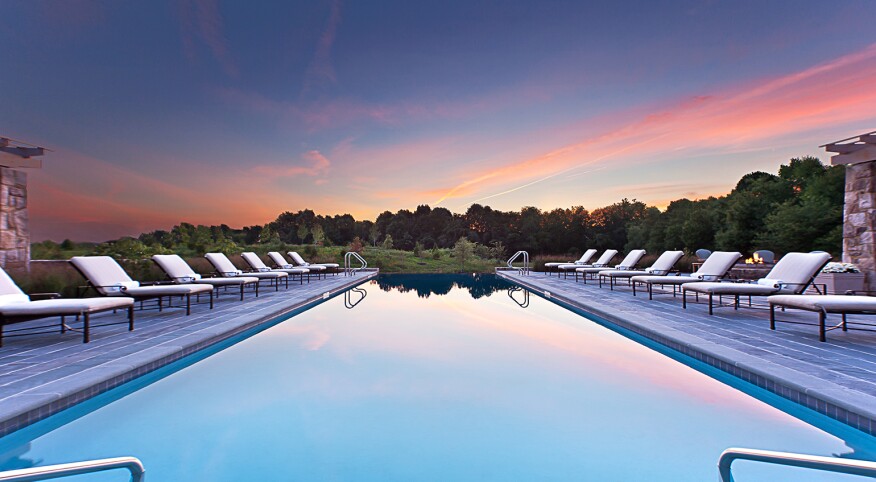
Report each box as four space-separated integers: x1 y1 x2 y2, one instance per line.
1 275 874 481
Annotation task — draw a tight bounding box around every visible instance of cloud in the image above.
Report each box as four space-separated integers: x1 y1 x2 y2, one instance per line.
177 0 238 77
430 42 876 206
301 0 342 97
254 150 331 177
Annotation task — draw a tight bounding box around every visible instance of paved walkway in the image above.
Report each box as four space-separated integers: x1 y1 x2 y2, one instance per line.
497 270 876 436
0 270 378 437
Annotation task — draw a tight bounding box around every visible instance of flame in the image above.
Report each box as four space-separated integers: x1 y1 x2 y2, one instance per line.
744 253 765 265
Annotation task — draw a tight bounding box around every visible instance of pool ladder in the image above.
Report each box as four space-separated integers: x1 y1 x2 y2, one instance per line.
344 251 368 275
719 447 876 481
3 448 876 480
506 251 530 275
0 457 144 481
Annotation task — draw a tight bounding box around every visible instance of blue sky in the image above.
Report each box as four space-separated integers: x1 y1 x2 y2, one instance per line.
3 0 876 241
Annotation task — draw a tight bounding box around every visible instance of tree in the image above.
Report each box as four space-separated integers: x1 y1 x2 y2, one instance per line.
310 224 326 246
453 237 476 271
297 223 310 244
369 224 380 246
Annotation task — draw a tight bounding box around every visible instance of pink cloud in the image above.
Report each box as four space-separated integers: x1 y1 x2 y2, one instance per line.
429 43 876 206
254 150 331 177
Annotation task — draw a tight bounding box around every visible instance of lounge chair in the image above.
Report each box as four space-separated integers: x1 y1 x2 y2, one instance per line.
0 266 134 345
153 254 260 301
574 249 643 283
288 251 340 275
768 294 876 342
205 253 289 290
544 249 597 276
241 252 311 284
629 251 743 298
680 252 832 315
597 250 684 289
69 256 214 316
267 252 324 279
560 249 618 279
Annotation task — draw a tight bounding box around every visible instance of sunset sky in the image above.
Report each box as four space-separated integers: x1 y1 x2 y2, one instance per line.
4 1 876 242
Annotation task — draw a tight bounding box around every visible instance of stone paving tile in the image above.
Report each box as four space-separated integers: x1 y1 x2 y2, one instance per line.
499 270 876 434
0 271 376 436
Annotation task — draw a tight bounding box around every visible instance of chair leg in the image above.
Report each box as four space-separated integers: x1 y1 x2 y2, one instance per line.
842 313 848 331
128 305 135 331
819 311 826 342
632 281 637 296
240 284 245 301
648 283 653 300
186 294 192 316
61 315 66 333
682 289 687 309
769 304 776 330
708 293 713 315
83 313 90 343
209 290 214 309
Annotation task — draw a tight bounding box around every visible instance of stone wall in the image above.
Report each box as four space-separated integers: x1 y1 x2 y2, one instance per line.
0 167 29 273
843 160 876 292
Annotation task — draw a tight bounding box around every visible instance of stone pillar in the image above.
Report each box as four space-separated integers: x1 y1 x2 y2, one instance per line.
843 160 876 292
0 167 29 273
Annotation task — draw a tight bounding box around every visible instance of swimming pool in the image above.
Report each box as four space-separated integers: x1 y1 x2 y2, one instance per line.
0 274 874 480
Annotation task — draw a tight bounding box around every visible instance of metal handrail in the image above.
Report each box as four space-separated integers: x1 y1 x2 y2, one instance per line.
506 251 530 275
344 251 368 275
0 457 145 481
718 448 876 481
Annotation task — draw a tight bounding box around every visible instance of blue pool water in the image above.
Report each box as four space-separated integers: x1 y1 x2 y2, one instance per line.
1 274 874 481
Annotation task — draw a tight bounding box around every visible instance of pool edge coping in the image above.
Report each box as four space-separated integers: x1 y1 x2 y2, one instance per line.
0 271 379 438
497 271 876 437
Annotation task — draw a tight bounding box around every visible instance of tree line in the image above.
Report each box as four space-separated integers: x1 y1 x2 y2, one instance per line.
122 156 844 258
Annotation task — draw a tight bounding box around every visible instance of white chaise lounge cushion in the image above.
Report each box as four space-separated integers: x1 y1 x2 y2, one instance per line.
0 297 134 317
613 249 647 270
288 252 338 269
205 253 287 280
562 249 618 270
692 251 743 281
0 268 27 299
683 252 831 296
153 254 258 286
545 249 598 268
768 295 876 313
70 256 139 296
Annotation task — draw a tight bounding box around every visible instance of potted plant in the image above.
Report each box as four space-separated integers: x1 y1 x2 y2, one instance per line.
814 262 866 294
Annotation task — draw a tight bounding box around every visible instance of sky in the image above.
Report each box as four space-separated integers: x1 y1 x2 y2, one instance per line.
3 0 876 242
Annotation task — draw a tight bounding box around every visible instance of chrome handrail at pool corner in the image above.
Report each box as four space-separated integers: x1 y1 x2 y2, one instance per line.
0 456 145 481
344 251 368 275
718 447 876 481
506 251 530 275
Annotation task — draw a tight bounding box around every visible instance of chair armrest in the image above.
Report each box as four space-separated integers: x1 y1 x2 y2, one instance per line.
29 292 62 300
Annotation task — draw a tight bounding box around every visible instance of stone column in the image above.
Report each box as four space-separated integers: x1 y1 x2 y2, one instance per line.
0 167 29 273
843 160 876 292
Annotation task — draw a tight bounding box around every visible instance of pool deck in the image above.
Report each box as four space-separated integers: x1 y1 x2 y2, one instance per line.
0 270 378 437
497 269 876 436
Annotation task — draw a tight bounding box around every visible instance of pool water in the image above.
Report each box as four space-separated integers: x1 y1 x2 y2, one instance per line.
1 274 874 481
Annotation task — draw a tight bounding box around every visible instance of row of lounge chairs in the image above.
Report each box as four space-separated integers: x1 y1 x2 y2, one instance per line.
547 249 875 341
0 251 339 346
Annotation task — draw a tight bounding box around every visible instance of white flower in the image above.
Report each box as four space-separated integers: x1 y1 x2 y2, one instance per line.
821 262 860 273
